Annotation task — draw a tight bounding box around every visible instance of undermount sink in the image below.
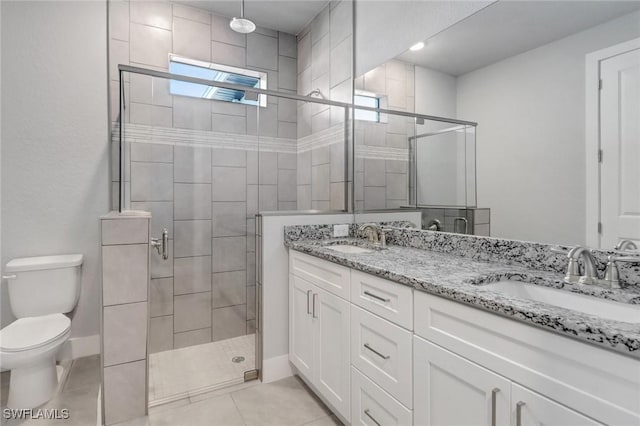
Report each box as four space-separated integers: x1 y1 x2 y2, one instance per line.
482 281 640 323
325 245 373 254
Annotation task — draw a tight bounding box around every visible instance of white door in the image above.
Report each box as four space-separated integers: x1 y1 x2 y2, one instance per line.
414 336 511 426
511 383 603 426
314 286 351 421
289 274 315 378
600 47 640 248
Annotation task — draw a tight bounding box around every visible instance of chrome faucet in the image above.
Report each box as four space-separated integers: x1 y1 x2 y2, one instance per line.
358 223 380 244
554 245 640 289
615 239 638 251
566 246 599 285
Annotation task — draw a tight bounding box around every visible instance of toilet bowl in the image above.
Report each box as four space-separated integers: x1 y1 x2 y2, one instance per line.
0 314 72 408
0 254 82 409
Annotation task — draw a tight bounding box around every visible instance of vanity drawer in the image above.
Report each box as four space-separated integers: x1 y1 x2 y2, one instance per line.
289 250 350 299
351 305 412 408
351 367 412 426
351 270 413 330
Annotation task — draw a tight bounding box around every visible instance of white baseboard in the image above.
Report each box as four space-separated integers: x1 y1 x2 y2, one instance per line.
57 334 101 362
261 354 293 383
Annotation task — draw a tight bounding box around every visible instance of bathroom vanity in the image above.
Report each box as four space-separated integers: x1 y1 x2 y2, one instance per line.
285 225 640 425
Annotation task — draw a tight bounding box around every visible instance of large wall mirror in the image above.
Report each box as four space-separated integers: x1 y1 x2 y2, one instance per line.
355 1 640 248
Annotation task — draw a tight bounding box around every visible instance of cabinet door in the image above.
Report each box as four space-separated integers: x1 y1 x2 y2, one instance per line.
289 274 315 378
511 384 603 426
414 336 511 426
314 285 351 421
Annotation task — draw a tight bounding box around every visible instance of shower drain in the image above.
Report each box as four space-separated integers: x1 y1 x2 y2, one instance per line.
232 356 245 363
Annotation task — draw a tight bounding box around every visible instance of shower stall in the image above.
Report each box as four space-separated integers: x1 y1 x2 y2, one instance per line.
115 64 352 406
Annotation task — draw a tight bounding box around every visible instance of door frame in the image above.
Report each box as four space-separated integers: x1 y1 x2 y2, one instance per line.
585 37 640 248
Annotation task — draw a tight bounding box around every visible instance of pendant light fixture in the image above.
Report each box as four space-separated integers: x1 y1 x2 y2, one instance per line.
230 0 256 34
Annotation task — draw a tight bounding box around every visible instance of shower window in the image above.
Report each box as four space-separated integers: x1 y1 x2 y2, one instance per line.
169 54 268 107
354 92 380 122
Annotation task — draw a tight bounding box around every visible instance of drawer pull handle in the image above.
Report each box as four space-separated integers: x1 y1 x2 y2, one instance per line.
364 291 390 303
306 290 312 315
364 409 382 426
491 388 500 426
516 401 526 426
312 293 318 318
364 343 390 360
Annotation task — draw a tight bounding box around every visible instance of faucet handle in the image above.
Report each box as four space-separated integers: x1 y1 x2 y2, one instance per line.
611 255 640 263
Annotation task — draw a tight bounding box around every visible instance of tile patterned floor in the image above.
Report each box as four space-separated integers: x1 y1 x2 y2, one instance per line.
1 355 100 426
149 334 256 405
144 376 342 426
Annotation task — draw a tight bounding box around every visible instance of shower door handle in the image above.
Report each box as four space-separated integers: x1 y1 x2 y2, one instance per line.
151 228 169 260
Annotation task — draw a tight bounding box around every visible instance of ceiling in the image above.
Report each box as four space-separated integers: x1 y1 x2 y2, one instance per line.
174 0 329 35
397 1 640 76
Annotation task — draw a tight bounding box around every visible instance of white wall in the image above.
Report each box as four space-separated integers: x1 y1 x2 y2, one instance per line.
1 1 109 338
354 1 493 76
456 10 640 245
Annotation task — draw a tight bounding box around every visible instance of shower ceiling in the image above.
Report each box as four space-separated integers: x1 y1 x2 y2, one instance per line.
174 0 330 35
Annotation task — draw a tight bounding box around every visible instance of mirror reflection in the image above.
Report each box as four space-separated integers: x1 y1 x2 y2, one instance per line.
355 1 640 249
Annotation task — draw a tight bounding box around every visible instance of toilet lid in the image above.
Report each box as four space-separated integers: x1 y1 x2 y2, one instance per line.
0 314 70 352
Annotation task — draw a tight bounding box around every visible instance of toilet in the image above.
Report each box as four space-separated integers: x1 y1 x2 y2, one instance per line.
0 254 83 409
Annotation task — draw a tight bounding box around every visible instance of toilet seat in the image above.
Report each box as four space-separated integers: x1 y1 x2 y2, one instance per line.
0 314 70 352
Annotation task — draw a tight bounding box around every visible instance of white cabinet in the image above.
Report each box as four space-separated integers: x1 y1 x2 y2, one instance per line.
289 255 350 422
351 367 413 426
351 305 413 408
289 274 314 378
511 384 603 426
314 286 351 419
414 336 511 426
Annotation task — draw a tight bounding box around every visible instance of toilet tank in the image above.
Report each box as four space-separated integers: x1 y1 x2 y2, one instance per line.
5 254 83 318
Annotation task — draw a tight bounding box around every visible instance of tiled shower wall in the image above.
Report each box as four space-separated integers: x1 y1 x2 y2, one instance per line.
296 1 353 211
107 0 300 352
354 60 415 210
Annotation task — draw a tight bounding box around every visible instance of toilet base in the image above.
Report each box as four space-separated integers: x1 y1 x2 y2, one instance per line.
7 354 58 409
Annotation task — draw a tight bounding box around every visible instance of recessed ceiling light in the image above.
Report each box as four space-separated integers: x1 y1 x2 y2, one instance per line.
410 42 425 51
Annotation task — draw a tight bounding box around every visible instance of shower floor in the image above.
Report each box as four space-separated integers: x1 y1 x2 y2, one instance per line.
149 334 256 407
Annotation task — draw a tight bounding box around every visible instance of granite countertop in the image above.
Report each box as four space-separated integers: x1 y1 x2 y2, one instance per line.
285 237 640 358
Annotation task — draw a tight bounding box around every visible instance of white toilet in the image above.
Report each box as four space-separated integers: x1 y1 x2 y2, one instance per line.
0 254 83 409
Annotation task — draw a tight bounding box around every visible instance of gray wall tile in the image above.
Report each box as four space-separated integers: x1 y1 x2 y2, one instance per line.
247 33 278 70
278 56 297 91
173 97 212 131
258 184 278 211
174 292 212 332
150 278 173 317
149 315 173 353
212 113 247 134
174 146 212 183
173 17 211 62
130 1 172 29
278 32 297 58
212 166 247 201
212 305 247 341
104 360 146 425
151 239 173 278
173 4 211 25
102 244 148 306
103 302 148 366
213 202 247 237
131 162 173 202
131 142 173 163
174 328 212 348
174 220 212 257
278 169 297 202
131 202 173 238
130 23 171 68
311 164 330 200
174 256 212 294
212 148 246 167
212 236 246 272
211 41 246 67
174 183 212 220
102 218 149 246
212 270 246 308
